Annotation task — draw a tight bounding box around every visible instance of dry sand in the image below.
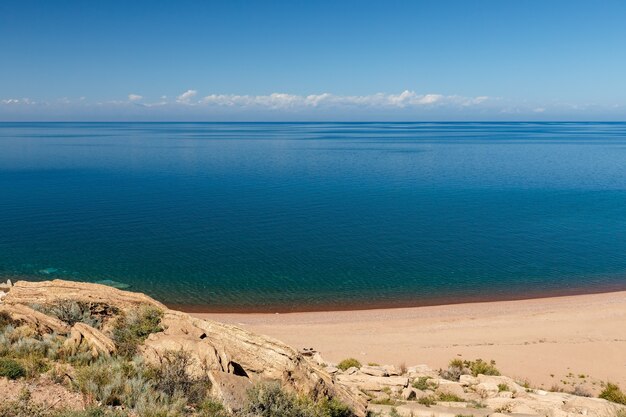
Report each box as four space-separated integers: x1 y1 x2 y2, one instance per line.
192 291 626 391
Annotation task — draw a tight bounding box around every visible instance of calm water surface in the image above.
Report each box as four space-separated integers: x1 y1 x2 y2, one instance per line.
1 122 626 311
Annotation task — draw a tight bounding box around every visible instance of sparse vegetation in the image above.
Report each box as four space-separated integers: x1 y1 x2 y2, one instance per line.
599 382 626 405
0 357 26 379
242 383 352 417
438 393 464 402
0 311 17 330
497 383 509 392
440 358 500 381
417 395 437 407
111 305 164 357
337 358 361 371
467 359 500 377
570 385 592 397
412 376 435 390
31 300 117 329
397 362 407 374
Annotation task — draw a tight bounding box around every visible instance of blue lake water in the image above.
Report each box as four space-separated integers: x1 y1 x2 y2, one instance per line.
1 122 626 311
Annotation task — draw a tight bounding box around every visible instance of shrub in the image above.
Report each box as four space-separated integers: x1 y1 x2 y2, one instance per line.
570 385 592 397
337 358 361 371
442 358 500 379
417 396 437 407
196 399 230 417
468 359 500 377
317 398 352 417
599 382 626 405
112 305 163 357
0 357 26 379
243 383 318 417
497 383 509 392
438 393 464 402
243 383 352 417
0 311 17 330
412 376 435 390
33 301 101 328
153 350 211 405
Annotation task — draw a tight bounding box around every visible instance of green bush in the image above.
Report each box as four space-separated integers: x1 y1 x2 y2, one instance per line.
0 311 17 330
244 383 318 417
0 357 26 379
412 376 435 390
33 300 108 329
438 393 464 402
599 382 626 405
153 350 211 405
112 305 163 357
497 383 509 392
468 359 500 377
417 396 437 407
336 358 361 371
243 383 352 417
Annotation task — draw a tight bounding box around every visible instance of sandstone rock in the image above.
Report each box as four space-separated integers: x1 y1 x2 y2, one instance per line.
401 387 416 400
406 364 438 379
475 382 500 398
325 366 339 374
336 374 409 392
311 352 326 366
367 391 390 402
436 380 466 399
0 303 70 334
209 371 253 412
459 374 479 386
6 280 367 417
345 366 359 375
3 279 166 312
563 395 626 417
360 365 388 377
63 322 116 357
383 365 401 376
476 374 526 394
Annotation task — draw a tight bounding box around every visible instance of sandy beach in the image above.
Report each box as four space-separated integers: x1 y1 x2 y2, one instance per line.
193 290 626 392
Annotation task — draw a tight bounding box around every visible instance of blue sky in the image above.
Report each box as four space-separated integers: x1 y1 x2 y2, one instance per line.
1 0 626 121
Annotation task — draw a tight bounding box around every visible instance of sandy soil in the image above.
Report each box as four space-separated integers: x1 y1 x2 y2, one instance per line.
193 291 626 392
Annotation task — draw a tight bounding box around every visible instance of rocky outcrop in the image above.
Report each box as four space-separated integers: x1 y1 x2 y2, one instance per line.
0 303 70 334
2 279 625 417
330 363 626 417
1 279 367 417
141 309 366 416
63 322 117 357
2 279 166 312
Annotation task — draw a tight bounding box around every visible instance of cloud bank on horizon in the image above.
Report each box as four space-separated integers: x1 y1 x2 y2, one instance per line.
1 89 621 121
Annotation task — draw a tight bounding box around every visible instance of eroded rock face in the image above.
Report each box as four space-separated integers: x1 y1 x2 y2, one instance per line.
63 322 117 358
3 279 166 312
2 280 367 417
0 303 70 334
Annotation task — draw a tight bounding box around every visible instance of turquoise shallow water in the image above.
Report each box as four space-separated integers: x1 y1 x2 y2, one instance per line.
1 122 626 311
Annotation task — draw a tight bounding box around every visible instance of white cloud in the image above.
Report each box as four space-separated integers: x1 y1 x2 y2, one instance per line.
198 90 491 110
177 89 197 104
128 94 143 102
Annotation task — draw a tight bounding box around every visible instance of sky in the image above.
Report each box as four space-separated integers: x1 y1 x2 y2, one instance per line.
1 0 626 121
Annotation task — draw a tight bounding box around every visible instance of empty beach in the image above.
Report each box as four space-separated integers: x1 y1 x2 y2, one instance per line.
195 290 626 392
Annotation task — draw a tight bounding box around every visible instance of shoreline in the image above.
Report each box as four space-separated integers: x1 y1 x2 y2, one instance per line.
192 290 626 392
167 282 626 314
